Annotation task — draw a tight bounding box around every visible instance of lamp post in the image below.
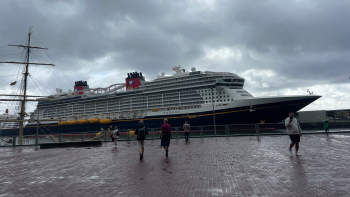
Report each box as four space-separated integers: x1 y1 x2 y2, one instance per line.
35 108 39 145
211 87 216 135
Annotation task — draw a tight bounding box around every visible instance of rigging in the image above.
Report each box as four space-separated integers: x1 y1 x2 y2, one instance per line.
0 27 55 145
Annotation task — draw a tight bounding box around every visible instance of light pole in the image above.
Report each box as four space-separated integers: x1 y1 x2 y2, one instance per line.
211 87 216 135
35 108 39 145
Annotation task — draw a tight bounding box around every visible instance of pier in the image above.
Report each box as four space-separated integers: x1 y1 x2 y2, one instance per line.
1 133 350 196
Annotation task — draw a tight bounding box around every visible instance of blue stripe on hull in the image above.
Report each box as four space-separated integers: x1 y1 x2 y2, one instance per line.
0 97 315 136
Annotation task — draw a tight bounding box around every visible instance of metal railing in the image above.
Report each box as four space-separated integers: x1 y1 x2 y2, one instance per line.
1 121 350 147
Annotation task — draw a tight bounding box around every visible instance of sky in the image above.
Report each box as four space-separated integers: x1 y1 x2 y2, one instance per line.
0 0 350 114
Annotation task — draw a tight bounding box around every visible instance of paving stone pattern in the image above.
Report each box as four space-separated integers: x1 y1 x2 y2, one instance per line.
1 133 350 197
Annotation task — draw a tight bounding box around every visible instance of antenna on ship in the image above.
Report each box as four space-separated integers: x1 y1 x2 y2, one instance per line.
0 27 55 145
307 89 313 95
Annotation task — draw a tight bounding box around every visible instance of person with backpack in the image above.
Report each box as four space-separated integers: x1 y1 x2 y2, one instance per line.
160 118 172 157
134 120 148 160
183 120 190 141
112 126 119 147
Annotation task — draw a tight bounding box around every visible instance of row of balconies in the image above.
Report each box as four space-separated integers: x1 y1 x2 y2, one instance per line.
145 75 217 88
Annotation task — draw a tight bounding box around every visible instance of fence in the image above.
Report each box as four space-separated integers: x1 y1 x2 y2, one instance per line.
1 121 350 147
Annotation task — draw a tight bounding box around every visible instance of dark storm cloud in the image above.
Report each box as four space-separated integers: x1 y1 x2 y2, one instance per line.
1 0 350 111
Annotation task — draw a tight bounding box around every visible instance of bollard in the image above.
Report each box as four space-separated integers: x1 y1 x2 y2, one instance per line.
127 129 130 141
104 130 107 142
175 127 178 139
151 128 154 140
35 132 39 146
200 126 203 138
59 134 62 142
12 136 16 146
81 132 85 141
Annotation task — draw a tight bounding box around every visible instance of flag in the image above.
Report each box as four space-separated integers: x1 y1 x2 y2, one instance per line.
10 81 17 86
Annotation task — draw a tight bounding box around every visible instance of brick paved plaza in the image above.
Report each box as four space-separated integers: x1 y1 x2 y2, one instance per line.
1 133 350 196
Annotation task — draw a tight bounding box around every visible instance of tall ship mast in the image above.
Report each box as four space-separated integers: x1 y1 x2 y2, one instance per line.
8 66 321 136
0 27 54 142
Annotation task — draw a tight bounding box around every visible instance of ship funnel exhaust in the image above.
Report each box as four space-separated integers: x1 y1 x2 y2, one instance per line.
125 71 145 91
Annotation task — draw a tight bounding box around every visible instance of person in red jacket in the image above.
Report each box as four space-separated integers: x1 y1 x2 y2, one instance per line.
160 118 172 157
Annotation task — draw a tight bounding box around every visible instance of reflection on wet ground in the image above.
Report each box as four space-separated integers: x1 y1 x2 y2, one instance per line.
1 134 350 196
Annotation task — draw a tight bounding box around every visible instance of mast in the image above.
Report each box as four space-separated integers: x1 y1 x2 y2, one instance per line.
17 27 31 145
0 27 55 145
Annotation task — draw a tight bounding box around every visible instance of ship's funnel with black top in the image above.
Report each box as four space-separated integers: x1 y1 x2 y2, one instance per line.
126 71 145 91
74 80 89 95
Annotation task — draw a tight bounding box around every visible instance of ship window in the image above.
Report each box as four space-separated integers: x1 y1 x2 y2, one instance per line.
227 95 229 97
206 101 208 103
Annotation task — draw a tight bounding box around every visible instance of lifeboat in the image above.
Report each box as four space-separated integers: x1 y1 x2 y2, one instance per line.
89 118 100 124
100 119 112 124
67 120 78 125
128 130 136 136
78 119 89 124
58 121 68 125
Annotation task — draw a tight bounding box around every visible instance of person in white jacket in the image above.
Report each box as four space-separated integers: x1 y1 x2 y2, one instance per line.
285 111 302 154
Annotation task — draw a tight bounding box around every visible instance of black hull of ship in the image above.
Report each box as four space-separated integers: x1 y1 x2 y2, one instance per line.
0 97 318 136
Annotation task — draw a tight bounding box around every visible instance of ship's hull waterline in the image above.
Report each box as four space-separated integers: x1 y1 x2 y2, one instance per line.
2 96 319 136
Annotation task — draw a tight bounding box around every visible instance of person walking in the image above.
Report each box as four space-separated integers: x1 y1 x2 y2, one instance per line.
108 125 114 142
285 111 302 155
160 118 172 157
135 120 148 160
183 121 190 141
112 126 119 147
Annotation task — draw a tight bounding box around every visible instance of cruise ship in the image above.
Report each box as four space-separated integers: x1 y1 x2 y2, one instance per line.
15 66 320 136
0 110 19 136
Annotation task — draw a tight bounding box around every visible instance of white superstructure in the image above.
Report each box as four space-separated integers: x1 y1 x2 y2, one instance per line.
28 66 252 122
0 113 19 130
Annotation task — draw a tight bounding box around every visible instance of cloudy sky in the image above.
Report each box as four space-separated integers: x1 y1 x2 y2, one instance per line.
0 0 350 114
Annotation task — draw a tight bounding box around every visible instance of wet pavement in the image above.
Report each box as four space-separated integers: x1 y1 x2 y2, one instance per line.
1 133 350 197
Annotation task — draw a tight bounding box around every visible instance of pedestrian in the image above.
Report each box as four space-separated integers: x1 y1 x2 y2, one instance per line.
112 126 119 147
108 125 114 142
183 120 190 141
285 111 302 155
134 120 148 160
160 118 172 157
